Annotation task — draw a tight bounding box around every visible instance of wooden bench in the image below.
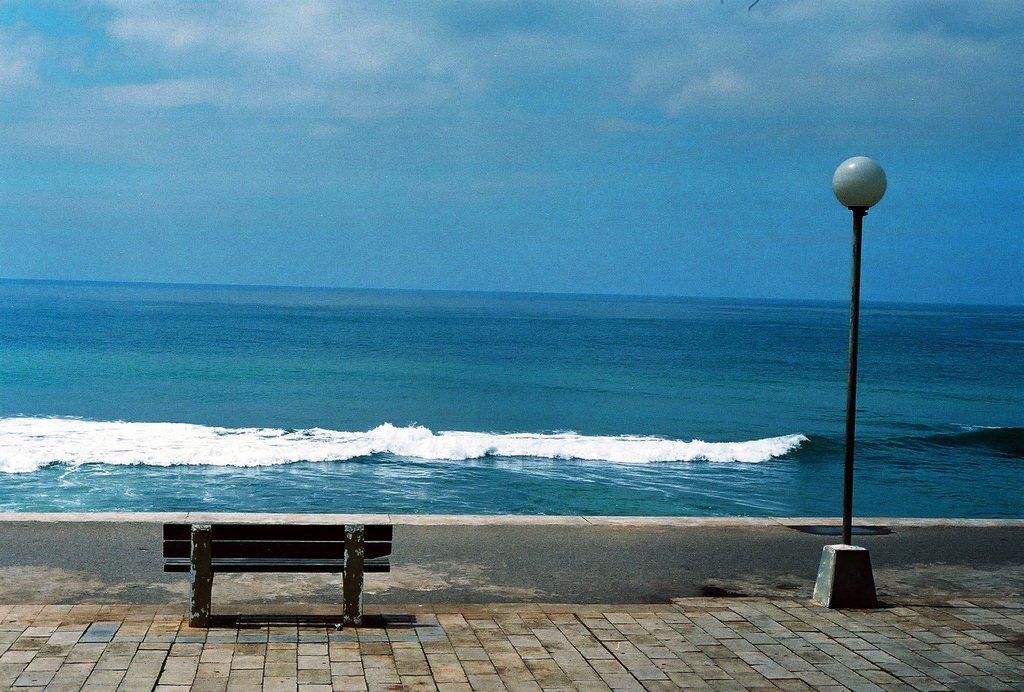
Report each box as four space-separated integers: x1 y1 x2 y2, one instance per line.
162 523 392 627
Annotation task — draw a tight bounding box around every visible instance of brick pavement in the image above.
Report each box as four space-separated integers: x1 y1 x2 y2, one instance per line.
0 598 1022 691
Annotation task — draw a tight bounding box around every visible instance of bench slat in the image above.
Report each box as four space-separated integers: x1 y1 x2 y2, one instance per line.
162 540 391 560
163 557 391 574
162 523 392 542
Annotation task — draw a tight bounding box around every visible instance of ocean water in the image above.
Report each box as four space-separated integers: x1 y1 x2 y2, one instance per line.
0 280 1021 516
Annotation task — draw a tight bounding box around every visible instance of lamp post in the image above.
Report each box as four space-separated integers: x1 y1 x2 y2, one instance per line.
812 156 886 609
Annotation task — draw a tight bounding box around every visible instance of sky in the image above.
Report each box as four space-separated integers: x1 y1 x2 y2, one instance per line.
0 1 1021 305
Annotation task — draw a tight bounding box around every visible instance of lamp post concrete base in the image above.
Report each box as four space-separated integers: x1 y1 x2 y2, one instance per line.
812 544 878 609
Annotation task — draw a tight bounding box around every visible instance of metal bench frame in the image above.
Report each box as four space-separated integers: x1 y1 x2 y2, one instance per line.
163 523 390 627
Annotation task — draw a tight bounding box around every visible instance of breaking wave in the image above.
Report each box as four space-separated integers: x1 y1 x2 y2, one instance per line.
0 417 807 473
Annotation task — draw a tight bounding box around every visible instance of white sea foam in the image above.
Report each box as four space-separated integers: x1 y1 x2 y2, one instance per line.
0 417 808 473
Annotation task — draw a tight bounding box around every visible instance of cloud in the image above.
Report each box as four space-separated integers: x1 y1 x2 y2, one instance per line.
663 69 752 114
593 117 657 134
97 78 225 108
106 1 429 74
614 1 1023 130
0 27 42 90
105 11 206 50
85 2 463 121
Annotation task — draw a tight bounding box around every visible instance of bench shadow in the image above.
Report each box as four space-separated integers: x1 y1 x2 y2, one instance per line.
209 613 417 629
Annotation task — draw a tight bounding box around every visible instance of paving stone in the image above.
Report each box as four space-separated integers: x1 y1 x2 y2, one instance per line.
0 649 36 664
23 656 63 673
331 674 368 690
329 660 362 677
225 668 262 691
296 666 332 684
262 675 297 691
13 668 56 686
65 642 107 664
82 667 127 689
80 621 121 643
264 661 298 676
158 656 199 686
231 654 265 669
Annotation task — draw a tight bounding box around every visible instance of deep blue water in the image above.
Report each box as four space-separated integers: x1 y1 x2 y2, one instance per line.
0 280 1021 516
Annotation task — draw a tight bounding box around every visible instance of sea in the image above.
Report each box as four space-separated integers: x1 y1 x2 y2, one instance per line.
1 280 1021 516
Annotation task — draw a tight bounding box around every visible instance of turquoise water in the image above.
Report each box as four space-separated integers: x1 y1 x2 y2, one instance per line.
0 280 1021 516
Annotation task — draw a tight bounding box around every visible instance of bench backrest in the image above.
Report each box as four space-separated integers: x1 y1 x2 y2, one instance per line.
162 523 392 573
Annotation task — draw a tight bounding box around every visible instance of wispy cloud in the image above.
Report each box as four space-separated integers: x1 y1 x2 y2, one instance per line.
98 1 469 117
97 77 225 108
0 27 42 89
663 69 752 115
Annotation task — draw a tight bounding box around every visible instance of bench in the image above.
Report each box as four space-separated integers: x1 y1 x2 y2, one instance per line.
162 523 392 627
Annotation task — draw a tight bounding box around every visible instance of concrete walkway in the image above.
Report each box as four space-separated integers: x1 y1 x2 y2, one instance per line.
2 516 1023 605
2 597 1023 691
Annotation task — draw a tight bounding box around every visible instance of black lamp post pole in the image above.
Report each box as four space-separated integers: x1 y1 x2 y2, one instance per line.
842 207 867 546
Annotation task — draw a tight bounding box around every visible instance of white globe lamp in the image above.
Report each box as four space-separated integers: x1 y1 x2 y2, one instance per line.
833 156 886 210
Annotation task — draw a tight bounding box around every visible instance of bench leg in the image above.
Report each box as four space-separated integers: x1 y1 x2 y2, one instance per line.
189 524 213 628
343 525 364 627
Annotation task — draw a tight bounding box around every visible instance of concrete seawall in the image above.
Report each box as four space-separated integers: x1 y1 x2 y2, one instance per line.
1 514 1022 607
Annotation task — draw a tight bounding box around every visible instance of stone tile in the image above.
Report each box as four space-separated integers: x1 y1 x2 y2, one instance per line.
262 675 298 691
0 649 36 664
82 668 128 689
65 643 107 664
80 621 121 643
231 654 266 670
225 668 262 691
41 660 92 686
297 654 330 670
158 656 199 686
13 668 56 686
264 660 298 676
330 675 368 690
296 667 332 684
24 656 63 672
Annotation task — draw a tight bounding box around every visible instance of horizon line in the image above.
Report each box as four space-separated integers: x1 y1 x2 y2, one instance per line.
1 276 1021 310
